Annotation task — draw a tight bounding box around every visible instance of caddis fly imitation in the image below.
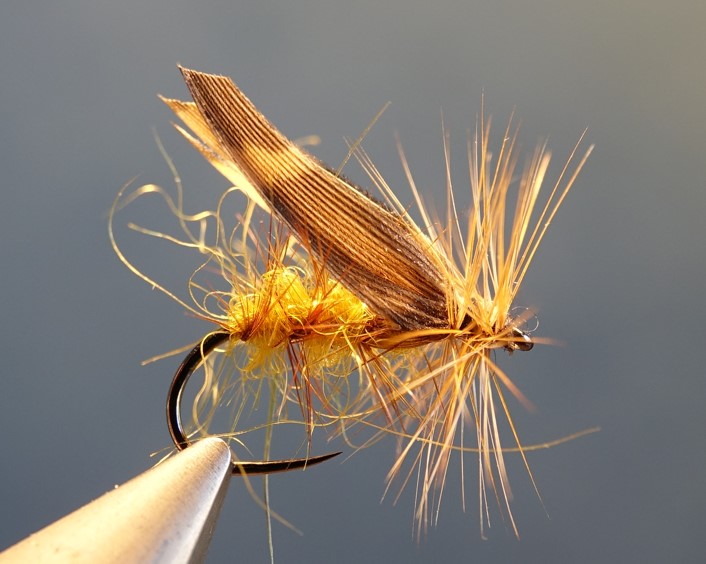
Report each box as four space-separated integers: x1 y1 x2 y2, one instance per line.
111 67 593 536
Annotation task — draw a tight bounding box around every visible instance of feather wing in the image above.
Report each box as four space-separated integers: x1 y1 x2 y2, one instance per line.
168 67 450 331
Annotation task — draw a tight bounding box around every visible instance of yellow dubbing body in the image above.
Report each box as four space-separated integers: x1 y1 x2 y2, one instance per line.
224 266 376 374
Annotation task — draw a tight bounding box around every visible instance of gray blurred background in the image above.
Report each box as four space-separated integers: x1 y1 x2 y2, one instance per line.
1 1 705 563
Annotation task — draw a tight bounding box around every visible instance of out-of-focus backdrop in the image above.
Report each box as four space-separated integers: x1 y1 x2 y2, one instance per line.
1 2 704 562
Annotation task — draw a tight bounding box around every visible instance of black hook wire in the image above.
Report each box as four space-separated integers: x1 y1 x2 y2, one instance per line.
167 330 340 474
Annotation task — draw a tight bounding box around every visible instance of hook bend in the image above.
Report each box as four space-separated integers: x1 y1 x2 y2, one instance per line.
167 331 340 475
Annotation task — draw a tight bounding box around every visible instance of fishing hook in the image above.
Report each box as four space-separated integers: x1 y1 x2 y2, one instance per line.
167 330 340 474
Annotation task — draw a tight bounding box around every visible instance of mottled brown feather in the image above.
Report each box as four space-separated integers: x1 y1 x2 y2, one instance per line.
173 67 451 330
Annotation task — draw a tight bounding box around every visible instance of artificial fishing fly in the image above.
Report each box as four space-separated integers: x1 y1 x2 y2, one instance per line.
113 66 592 537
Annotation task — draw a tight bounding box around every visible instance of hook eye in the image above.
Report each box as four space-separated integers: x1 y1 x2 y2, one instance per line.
504 327 534 352
166 331 341 474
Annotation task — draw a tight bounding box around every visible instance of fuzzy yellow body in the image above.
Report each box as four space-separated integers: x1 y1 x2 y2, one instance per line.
225 266 376 373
